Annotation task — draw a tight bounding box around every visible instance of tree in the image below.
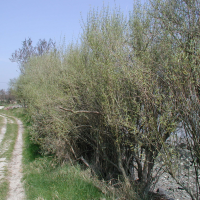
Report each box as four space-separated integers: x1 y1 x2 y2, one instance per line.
0 89 6 102
10 38 55 73
0 88 15 103
149 0 200 198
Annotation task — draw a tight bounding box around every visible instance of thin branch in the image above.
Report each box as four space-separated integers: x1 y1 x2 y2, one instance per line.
79 156 96 174
59 106 101 115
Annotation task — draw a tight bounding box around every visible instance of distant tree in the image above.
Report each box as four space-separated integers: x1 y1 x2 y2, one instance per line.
0 88 15 103
0 89 6 102
6 88 15 103
10 38 55 73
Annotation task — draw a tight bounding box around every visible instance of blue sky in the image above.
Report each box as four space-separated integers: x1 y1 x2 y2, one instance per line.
0 0 138 90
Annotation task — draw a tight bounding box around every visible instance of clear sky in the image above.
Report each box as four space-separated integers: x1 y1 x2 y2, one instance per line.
0 0 139 90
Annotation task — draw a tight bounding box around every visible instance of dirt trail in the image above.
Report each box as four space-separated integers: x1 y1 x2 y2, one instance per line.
7 117 25 200
0 113 26 200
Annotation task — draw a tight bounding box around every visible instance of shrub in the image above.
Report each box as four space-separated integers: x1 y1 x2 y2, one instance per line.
11 1 200 199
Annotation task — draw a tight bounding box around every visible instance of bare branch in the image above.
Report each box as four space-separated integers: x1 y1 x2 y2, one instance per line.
59 106 101 115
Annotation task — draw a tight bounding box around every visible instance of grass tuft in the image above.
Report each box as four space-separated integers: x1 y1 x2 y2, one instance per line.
24 160 104 200
0 180 9 200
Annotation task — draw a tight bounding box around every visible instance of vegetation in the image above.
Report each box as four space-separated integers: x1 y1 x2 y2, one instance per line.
10 0 200 199
0 89 15 104
1 108 109 200
10 38 55 74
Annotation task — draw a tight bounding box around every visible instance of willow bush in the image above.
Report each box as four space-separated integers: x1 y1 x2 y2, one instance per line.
149 0 200 198
12 1 200 199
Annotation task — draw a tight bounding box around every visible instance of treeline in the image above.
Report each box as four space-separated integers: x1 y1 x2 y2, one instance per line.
11 0 200 199
0 89 15 103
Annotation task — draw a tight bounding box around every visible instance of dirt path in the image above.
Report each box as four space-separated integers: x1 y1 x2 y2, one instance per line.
7 117 25 200
0 111 25 200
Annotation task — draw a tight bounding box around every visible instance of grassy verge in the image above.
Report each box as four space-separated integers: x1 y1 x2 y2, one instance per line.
0 116 3 125
0 113 8 200
0 122 18 160
23 159 105 200
5 108 107 200
0 180 9 200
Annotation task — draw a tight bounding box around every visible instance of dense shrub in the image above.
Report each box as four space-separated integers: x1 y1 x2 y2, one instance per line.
12 1 200 199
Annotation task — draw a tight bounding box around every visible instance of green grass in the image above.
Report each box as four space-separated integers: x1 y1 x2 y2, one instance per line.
0 116 3 125
0 120 18 160
22 127 106 199
0 113 9 200
6 108 107 200
0 180 9 200
24 160 104 200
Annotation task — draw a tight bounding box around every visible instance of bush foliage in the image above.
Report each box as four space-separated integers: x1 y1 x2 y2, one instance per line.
11 0 200 198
